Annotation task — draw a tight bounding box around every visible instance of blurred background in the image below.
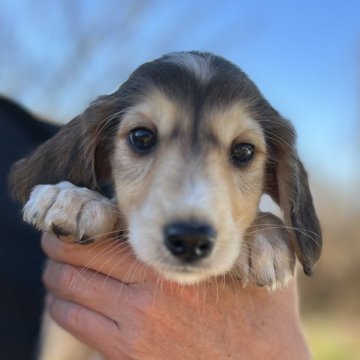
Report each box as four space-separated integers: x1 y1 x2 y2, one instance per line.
1 0 359 358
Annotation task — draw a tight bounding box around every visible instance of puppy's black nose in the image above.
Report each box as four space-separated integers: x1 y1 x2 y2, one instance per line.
164 222 216 262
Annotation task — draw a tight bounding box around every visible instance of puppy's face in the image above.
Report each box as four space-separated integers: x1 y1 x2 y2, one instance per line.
112 90 267 283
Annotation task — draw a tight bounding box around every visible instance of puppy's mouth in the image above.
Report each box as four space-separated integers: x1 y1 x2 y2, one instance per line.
153 263 218 284
143 246 235 285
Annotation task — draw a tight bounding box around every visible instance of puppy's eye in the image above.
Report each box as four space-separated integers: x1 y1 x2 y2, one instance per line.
128 128 156 154
230 143 255 166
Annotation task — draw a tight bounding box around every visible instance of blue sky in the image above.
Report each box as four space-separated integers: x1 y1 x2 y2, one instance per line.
1 0 359 189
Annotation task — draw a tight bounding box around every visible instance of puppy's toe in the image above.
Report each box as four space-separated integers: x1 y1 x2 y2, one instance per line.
77 198 119 243
250 233 294 289
239 212 296 289
23 182 74 230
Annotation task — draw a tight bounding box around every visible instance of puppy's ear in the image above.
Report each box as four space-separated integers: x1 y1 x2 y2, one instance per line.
264 116 322 276
9 96 120 204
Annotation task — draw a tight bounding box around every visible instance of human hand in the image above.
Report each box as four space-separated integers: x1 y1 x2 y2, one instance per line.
42 233 311 360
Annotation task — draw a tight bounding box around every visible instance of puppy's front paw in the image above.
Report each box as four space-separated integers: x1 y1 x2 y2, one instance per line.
23 181 119 244
237 212 295 289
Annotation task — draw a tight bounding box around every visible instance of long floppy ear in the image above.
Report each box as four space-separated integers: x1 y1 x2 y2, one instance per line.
9 95 121 205
263 115 322 276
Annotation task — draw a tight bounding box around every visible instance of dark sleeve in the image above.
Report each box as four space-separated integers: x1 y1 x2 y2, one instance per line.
0 96 60 360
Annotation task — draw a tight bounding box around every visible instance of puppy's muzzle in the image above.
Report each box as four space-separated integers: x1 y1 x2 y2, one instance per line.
164 222 216 262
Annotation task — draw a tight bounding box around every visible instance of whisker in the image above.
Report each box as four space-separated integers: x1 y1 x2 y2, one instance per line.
69 237 124 288
247 224 320 246
100 245 135 290
75 229 128 244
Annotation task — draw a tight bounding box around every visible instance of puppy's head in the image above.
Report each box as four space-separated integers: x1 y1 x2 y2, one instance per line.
9 52 322 283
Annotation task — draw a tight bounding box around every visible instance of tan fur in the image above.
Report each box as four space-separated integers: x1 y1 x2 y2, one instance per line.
163 52 214 83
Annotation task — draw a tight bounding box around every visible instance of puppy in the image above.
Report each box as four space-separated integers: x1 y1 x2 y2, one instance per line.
9 51 322 360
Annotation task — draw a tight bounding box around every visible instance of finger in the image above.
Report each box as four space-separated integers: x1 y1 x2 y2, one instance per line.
47 294 133 360
43 260 143 320
41 232 157 283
